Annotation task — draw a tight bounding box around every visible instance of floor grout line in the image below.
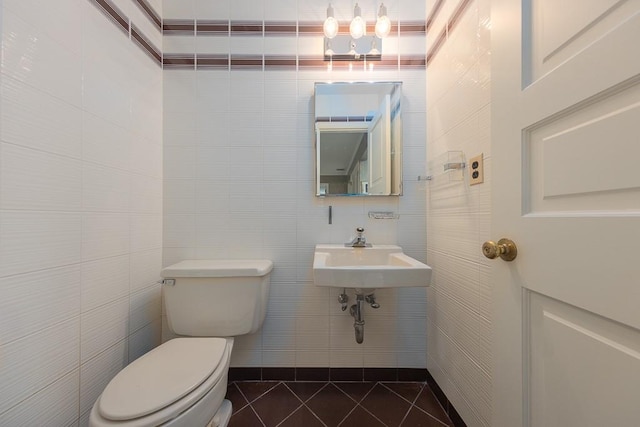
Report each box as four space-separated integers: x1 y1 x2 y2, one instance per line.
380 381 427 405
356 400 395 427
228 380 454 427
389 381 426 426
234 380 281 404
273 402 304 427
331 380 376 404
283 381 329 404
272 382 309 427
411 404 452 427
248 404 267 427
229 383 250 413
302 403 329 427
335 382 391 427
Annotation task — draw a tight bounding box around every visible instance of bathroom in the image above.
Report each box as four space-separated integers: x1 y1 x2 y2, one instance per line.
0 0 638 426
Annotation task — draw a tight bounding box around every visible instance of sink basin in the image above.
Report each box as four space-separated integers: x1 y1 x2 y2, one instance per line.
313 244 432 289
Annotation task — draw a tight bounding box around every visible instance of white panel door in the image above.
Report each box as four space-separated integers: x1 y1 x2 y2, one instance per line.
491 1 640 426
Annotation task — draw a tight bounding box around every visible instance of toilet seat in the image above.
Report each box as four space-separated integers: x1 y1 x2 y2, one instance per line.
91 337 232 427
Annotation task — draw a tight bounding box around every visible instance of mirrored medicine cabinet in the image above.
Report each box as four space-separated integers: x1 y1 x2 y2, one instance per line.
314 82 402 196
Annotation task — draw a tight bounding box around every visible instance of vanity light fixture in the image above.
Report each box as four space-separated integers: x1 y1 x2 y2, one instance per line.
349 3 365 39
324 35 383 61
375 3 391 38
323 4 339 39
323 3 390 61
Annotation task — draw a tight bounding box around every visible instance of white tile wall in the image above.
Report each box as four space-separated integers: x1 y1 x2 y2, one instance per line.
80 297 130 364
0 319 79 414
128 318 162 362
112 0 162 50
162 0 428 369
195 0 229 20
1 9 83 107
1 76 83 158
426 0 493 426
0 0 432 421
2 144 82 211
0 371 80 427
0 1 163 424
81 255 130 312
79 339 128 418
0 266 81 344
0 211 82 277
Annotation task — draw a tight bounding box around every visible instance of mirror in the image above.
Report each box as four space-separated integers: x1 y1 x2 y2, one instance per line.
314 82 402 196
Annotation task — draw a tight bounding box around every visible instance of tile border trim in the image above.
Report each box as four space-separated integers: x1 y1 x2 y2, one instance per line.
163 19 194 35
425 369 468 427
162 19 427 37
229 367 429 382
87 1 427 70
426 0 446 31
161 54 424 71
133 0 162 31
92 0 129 34
88 0 162 66
197 20 230 35
131 24 162 63
426 0 473 66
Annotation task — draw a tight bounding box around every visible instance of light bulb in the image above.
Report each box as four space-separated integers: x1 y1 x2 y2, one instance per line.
350 3 365 39
375 4 391 38
323 4 339 39
348 39 357 56
369 39 380 55
325 40 335 56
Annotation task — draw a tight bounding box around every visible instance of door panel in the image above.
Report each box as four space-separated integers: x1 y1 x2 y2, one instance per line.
527 0 638 83
539 95 640 199
529 292 640 427
525 82 640 214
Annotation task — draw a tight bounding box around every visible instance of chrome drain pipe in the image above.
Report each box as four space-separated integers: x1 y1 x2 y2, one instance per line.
350 294 366 344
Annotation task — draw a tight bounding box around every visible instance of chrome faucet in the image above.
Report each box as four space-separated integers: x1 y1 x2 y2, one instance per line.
346 227 370 247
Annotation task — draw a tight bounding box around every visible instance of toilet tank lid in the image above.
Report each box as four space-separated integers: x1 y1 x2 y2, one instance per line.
162 259 273 278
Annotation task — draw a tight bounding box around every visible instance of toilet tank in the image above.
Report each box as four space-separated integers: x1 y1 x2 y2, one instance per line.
161 260 272 337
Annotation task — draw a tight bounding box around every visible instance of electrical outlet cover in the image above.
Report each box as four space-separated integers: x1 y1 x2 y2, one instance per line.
469 154 484 185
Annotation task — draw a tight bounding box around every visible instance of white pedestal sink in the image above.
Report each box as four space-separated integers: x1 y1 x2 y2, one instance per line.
312 244 432 289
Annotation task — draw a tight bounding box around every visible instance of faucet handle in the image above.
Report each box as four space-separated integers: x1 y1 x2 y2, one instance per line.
356 227 364 234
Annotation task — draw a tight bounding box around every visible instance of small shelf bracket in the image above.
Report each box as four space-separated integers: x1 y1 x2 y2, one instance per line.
368 211 399 219
423 151 466 183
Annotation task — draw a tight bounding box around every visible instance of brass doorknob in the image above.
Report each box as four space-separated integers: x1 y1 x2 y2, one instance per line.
482 238 517 261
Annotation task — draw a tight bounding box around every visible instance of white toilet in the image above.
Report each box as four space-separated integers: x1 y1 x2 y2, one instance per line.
89 259 273 427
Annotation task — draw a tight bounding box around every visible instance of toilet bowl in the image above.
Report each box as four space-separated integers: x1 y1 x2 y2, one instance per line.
89 260 272 427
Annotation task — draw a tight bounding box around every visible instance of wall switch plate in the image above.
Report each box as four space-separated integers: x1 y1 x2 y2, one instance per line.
469 154 484 185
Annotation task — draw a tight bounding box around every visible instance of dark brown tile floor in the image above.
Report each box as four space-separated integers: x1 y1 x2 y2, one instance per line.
225 381 453 427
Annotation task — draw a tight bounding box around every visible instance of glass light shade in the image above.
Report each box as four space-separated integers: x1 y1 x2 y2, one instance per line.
350 3 365 39
369 40 380 55
325 40 335 56
375 15 391 38
348 39 357 56
323 16 339 39
350 16 365 39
